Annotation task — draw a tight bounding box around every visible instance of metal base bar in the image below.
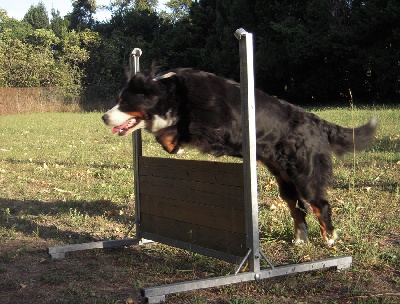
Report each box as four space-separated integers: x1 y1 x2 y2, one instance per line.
47 238 140 259
144 295 165 303
142 256 352 303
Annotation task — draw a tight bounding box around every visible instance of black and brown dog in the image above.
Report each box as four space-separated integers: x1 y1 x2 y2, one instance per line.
102 67 377 245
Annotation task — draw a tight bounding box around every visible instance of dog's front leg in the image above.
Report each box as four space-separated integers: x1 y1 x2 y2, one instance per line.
155 126 182 154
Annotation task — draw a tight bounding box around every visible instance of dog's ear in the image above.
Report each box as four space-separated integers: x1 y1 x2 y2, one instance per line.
152 71 178 97
129 72 160 96
121 66 131 83
150 60 158 78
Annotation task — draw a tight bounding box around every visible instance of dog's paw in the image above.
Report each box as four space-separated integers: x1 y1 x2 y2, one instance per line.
326 238 335 246
293 223 308 245
177 148 185 154
325 229 339 246
293 239 306 246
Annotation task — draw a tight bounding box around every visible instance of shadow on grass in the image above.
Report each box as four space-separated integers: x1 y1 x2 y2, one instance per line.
3 157 133 170
0 197 135 248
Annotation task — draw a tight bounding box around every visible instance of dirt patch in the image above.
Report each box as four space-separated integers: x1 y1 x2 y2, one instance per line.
1 237 399 304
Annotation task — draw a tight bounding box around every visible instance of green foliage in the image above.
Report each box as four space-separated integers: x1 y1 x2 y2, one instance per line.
0 11 33 40
50 9 70 38
165 0 193 22
151 0 400 104
0 0 399 105
23 1 49 29
69 0 97 31
0 6 100 101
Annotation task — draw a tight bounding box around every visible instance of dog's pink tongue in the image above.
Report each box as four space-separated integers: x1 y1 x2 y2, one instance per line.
112 120 131 133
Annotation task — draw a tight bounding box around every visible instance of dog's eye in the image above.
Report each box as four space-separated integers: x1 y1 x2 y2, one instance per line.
117 98 127 105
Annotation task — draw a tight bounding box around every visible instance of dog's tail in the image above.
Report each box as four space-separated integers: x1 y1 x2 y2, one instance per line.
320 116 378 156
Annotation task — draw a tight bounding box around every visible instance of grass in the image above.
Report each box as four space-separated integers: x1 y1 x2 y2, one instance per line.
0 106 399 303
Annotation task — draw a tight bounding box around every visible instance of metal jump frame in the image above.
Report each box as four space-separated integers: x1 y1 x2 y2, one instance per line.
48 29 352 303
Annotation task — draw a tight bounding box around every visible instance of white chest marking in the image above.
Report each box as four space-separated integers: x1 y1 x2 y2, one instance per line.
149 110 178 133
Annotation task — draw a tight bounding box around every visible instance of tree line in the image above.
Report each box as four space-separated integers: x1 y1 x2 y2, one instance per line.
0 0 399 105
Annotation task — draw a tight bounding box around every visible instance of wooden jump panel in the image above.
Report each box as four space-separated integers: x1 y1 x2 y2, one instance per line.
139 175 244 210
139 157 245 210
139 157 244 187
140 194 245 234
141 214 247 257
138 156 247 256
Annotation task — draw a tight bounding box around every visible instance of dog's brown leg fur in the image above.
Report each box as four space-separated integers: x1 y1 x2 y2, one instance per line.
308 199 337 245
275 175 309 244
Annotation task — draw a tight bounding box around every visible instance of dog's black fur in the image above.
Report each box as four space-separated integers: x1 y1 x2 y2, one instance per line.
102 67 378 244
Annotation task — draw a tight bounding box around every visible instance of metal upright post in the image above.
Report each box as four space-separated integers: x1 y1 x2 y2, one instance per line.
129 48 144 240
234 28 260 274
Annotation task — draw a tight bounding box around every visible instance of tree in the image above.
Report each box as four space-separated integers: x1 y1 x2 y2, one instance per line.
165 0 192 22
69 0 97 31
50 9 70 39
135 0 159 12
347 0 400 101
154 0 217 71
0 11 96 102
23 1 49 29
0 10 34 40
1 0 398 105
83 1 162 100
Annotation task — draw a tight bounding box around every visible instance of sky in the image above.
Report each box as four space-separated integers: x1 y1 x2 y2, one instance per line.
0 0 168 21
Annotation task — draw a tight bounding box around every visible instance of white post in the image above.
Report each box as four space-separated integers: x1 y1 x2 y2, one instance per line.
234 28 260 274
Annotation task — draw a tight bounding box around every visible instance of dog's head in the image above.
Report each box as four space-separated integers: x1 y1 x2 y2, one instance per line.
102 68 177 137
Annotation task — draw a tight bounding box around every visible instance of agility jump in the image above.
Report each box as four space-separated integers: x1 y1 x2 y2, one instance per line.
48 29 353 303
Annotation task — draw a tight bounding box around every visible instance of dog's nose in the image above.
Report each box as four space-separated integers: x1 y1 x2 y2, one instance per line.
102 114 108 123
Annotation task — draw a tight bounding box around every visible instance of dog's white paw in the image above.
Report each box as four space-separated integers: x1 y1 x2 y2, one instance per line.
293 223 308 245
177 148 185 154
293 239 306 246
325 229 339 246
326 238 335 246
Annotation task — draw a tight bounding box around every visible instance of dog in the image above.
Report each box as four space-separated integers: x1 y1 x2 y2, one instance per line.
102 67 377 245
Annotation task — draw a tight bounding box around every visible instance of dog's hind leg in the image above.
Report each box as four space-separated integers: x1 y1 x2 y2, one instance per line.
307 198 338 246
275 175 309 244
297 151 338 245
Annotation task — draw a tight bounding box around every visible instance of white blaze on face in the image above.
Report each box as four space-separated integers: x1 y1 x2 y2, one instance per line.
104 104 132 127
103 104 146 136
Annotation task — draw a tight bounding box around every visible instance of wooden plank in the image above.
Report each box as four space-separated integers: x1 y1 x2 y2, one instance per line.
139 175 244 210
140 194 245 234
140 213 247 257
139 156 244 187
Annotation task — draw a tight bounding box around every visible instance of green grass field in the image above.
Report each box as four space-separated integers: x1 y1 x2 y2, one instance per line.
0 106 399 303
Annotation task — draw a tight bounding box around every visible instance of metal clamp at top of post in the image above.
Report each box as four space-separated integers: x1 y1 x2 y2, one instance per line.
130 48 142 74
234 28 248 40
